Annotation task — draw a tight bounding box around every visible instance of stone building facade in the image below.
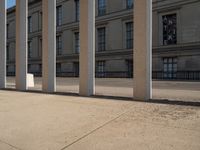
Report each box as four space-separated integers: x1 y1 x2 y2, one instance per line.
6 0 200 79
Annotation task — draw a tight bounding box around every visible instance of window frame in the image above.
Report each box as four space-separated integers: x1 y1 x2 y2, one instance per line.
28 40 33 58
126 22 133 49
56 35 62 56
75 0 80 21
126 0 133 9
163 57 178 79
74 32 80 54
98 0 106 16
97 27 106 52
28 16 33 33
56 6 62 26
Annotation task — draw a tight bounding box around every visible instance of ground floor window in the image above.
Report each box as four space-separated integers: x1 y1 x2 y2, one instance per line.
56 63 61 73
73 62 79 77
74 32 80 54
126 59 133 78
163 57 177 79
96 61 105 77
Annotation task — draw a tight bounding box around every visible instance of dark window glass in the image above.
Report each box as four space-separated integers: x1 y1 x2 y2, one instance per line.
28 16 32 33
127 0 133 9
73 62 79 77
97 27 106 51
74 32 80 54
96 61 105 77
126 22 133 49
162 14 177 45
56 6 62 26
56 35 62 55
163 57 177 79
56 63 61 73
98 0 106 16
6 45 9 60
126 59 133 78
75 0 80 21
28 41 32 58
7 24 9 38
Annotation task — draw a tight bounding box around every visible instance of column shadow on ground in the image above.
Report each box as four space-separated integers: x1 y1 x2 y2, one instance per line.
1 88 200 107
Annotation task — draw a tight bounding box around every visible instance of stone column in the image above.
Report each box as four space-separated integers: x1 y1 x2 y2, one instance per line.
79 0 95 96
0 0 6 88
16 0 28 90
133 0 152 100
42 0 56 92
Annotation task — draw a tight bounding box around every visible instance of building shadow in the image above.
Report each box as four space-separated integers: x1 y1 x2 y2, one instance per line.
1 88 200 107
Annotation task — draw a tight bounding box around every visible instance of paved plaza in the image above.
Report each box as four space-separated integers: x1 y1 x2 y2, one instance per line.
6 77 200 102
0 77 200 150
0 89 200 150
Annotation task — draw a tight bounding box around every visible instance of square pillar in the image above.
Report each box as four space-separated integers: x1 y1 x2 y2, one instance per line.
42 0 56 92
0 0 6 88
79 0 95 96
16 0 28 90
133 0 152 100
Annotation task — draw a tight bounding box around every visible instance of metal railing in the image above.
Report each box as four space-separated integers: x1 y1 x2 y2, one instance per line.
6 71 200 80
152 71 200 80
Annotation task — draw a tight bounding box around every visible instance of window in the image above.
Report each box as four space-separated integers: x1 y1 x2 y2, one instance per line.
126 22 133 49
97 27 106 51
28 16 32 33
28 64 31 72
56 35 62 55
163 57 177 79
39 12 42 30
162 14 177 45
126 59 133 78
75 0 80 21
56 6 62 26
56 63 61 73
98 0 106 16
96 61 105 77
28 41 33 58
39 39 42 57
73 62 79 77
7 24 9 38
126 0 133 9
74 32 80 54
6 45 9 60
39 64 42 73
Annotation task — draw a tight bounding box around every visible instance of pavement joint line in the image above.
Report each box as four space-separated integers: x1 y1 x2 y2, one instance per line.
59 104 135 150
0 139 23 150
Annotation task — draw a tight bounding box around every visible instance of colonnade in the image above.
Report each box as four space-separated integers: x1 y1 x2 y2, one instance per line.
0 0 152 100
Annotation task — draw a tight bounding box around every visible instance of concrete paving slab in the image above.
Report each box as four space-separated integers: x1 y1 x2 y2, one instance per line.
0 141 20 150
66 103 200 150
0 90 133 150
0 90 200 150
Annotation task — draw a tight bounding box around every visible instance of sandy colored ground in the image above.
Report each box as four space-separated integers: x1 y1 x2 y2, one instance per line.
0 90 200 150
6 77 200 102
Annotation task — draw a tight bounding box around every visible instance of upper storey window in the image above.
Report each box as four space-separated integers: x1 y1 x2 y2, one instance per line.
98 0 106 16
56 6 62 26
28 16 32 33
75 0 80 21
126 22 133 49
126 0 133 9
56 35 62 55
97 27 106 51
162 14 177 45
